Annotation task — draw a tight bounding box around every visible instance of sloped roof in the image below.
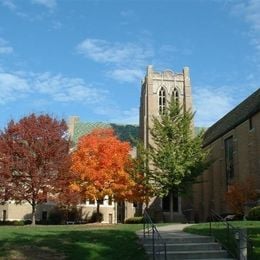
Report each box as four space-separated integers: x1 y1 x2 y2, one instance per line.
203 88 260 147
72 121 139 145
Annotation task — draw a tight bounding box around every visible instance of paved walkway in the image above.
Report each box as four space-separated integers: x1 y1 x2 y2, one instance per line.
156 223 194 232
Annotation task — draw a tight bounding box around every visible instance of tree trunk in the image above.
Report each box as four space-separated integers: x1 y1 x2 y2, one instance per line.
170 191 174 222
96 201 101 222
31 203 36 225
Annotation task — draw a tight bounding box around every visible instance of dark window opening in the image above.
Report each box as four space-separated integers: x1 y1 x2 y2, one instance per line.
172 88 179 104
249 118 253 130
3 210 6 222
159 87 166 114
108 196 113 205
162 192 179 212
225 136 234 186
89 199 95 205
98 199 104 205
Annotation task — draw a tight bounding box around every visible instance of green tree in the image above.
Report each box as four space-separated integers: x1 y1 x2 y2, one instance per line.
147 99 209 219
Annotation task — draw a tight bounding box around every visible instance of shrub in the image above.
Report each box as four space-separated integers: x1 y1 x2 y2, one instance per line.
0 220 24 226
88 212 103 223
225 177 257 215
48 207 66 224
247 206 260 220
124 217 144 224
24 219 32 225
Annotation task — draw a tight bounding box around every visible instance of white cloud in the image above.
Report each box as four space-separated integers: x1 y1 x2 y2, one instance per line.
31 0 56 9
77 38 153 83
0 70 106 105
0 38 13 54
193 87 235 127
230 0 260 54
108 68 143 83
94 104 139 125
0 72 30 104
77 38 153 66
0 0 16 11
110 107 139 125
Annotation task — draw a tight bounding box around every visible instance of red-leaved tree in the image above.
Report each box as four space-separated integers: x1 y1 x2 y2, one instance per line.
0 114 71 225
225 177 257 216
71 128 140 220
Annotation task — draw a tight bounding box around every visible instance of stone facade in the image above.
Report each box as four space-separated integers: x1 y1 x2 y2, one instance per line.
140 65 192 149
139 65 193 222
193 88 260 221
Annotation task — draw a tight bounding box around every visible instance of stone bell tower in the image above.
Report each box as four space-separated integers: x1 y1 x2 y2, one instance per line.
139 65 193 221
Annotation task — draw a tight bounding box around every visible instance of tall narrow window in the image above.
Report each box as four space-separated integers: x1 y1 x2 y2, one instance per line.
159 87 166 114
249 117 253 130
172 88 179 104
225 136 234 186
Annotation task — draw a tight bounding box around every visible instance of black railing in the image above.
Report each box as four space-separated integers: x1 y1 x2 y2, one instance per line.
143 209 167 260
209 210 253 260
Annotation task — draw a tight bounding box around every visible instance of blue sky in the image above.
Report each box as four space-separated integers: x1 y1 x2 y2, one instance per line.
0 0 259 130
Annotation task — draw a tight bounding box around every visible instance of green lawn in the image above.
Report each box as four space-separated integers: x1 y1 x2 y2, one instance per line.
0 224 148 260
184 221 260 260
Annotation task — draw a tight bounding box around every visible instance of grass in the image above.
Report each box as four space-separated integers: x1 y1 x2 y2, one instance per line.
184 221 260 260
0 224 148 260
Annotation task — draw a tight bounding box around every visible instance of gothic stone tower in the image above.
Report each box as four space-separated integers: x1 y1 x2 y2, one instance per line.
139 65 193 221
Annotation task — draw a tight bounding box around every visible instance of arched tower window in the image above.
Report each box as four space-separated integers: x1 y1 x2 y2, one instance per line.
159 87 166 114
172 88 179 104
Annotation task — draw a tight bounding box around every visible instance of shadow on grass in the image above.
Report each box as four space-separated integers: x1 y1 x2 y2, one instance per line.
0 229 148 260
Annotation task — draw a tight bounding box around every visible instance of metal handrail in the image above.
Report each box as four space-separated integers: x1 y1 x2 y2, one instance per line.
143 208 167 260
209 209 253 260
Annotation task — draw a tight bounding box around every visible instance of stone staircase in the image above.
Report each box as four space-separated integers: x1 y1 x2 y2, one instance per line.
137 225 234 260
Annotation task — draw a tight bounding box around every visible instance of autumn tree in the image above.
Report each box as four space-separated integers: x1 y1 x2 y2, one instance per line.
225 177 257 216
0 114 71 225
129 141 154 205
147 99 209 220
71 128 138 220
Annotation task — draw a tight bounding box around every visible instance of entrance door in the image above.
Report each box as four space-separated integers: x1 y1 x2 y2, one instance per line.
109 213 113 224
3 210 6 222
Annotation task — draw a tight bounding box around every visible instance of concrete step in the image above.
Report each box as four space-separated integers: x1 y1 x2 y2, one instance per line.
143 242 221 251
146 249 230 259
142 235 214 244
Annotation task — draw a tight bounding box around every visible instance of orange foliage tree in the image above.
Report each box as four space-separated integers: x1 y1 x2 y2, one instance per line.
225 177 257 215
71 128 144 219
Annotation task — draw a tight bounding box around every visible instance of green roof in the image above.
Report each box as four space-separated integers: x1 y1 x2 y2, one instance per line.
72 122 139 145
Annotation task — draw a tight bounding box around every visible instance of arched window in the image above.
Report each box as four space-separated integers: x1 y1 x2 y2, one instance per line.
172 88 179 104
159 87 166 114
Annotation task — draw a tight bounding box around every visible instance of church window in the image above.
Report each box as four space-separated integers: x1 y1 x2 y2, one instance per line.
172 88 179 104
159 87 166 114
225 136 234 186
249 117 253 130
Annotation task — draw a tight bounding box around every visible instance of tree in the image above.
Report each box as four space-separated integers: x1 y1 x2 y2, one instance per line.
147 99 209 219
225 177 257 216
71 128 138 220
0 114 71 225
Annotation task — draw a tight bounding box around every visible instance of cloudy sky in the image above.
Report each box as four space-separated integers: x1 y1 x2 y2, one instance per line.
0 0 259 130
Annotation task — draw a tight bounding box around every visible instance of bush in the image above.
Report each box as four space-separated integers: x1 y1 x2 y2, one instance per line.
48 207 66 224
88 212 103 223
124 217 144 224
24 219 32 225
0 220 24 226
247 206 260 220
